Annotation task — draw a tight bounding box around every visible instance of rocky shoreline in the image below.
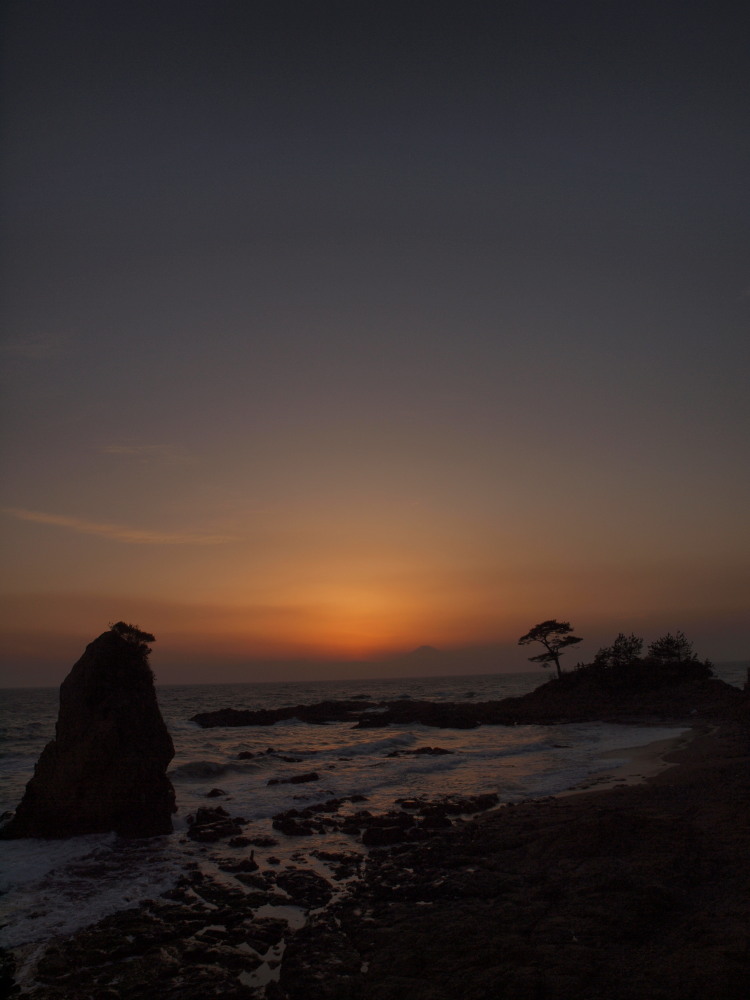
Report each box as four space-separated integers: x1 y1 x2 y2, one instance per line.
191 675 747 730
287 721 749 1000
5 712 748 1000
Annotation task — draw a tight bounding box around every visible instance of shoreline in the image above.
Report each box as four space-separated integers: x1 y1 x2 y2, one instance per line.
5 718 748 999
558 724 701 797
279 719 750 999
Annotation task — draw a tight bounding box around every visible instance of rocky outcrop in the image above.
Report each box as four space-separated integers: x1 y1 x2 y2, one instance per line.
268 791 499 843
190 675 746 733
485 672 748 725
20 891 289 999
0 625 176 839
272 723 750 1000
186 806 245 843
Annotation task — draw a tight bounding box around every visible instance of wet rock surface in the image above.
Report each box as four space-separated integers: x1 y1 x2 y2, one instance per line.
0 627 175 840
13 722 749 1000
9 702 749 1000
271 722 750 1000
186 805 246 842
267 790 498 845
274 868 334 910
17 890 287 999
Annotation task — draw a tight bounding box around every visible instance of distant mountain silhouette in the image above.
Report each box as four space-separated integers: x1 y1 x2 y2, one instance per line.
402 645 443 659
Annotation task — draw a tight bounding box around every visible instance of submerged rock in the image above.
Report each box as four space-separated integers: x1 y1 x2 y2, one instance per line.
0 623 176 839
274 867 334 910
186 805 245 842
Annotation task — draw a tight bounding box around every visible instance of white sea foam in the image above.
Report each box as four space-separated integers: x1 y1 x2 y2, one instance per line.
169 759 243 780
0 835 183 948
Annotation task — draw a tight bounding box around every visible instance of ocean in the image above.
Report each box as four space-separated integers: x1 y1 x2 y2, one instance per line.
0 664 744 987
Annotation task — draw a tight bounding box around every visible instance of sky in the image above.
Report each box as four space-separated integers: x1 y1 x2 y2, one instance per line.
1 0 748 686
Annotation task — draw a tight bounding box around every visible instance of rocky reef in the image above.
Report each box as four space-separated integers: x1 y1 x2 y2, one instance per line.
1 624 176 839
191 669 746 732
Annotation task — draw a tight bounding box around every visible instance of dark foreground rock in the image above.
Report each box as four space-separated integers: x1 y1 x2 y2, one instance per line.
272 722 750 1000
0 624 175 839
9 722 750 999
17 891 285 1000
266 791 500 845
186 805 246 843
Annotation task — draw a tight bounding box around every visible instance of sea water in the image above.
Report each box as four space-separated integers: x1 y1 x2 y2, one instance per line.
2 665 731 955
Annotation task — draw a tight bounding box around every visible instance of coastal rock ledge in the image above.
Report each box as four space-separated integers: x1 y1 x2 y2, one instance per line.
0 624 176 839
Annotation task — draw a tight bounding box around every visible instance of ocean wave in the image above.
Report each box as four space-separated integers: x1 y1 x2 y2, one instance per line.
0 832 115 895
332 733 418 757
168 759 238 780
0 675 696 960
0 838 181 949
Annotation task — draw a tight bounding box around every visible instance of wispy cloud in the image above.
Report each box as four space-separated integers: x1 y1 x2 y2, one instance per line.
2 508 240 546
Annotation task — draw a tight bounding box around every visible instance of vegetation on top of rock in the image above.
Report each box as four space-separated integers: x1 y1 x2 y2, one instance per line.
0 625 175 839
501 632 738 725
109 621 156 657
568 630 712 691
518 619 583 679
593 632 643 668
190 626 742 733
647 630 695 663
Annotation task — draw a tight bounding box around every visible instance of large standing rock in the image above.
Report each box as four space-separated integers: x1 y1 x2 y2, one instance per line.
0 623 176 839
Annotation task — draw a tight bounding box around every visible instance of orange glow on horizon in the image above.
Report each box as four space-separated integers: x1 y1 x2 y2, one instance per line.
1 552 748 685
2 5 748 692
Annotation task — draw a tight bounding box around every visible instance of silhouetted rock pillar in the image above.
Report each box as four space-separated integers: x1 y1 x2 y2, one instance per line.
0 627 176 839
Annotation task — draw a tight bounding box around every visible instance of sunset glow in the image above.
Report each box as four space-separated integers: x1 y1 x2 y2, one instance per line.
1 2 748 685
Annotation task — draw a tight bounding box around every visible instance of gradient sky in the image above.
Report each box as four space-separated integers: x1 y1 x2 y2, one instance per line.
2 1 748 686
